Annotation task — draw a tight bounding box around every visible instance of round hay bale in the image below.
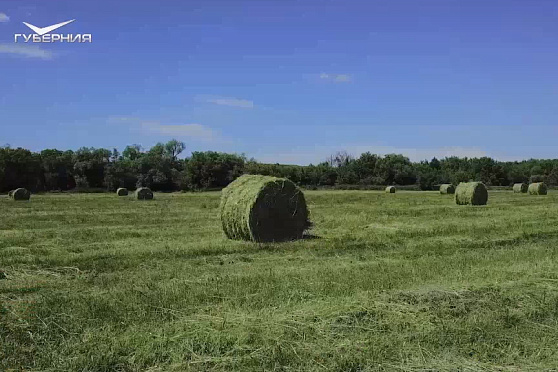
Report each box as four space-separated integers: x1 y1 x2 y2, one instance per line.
528 182 547 195
220 175 310 242
135 187 153 200
455 182 488 206
385 186 396 193
513 183 528 193
116 188 129 196
10 188 30 201
439 184 455 195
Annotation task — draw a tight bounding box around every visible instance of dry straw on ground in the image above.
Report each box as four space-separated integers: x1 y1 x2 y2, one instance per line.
385 186 396 193
220 174 311 242
439 184 455 195
9 188 30 201
135 187 154 200
528 182 547 195
513 183 528 193
117 188 129 196
455 182 488 205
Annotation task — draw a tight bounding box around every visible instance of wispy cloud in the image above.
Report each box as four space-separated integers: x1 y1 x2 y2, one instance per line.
108 116 224 143
197 95 254 109
0 13 9 22
107 116 140 123
0 44 54 59
320 73 352 83
142 122 216 141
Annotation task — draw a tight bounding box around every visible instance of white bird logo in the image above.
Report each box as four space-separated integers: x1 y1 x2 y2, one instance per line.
22 19 75 36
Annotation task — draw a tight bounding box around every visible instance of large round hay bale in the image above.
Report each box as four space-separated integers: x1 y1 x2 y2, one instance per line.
528 182 547 195
135 187 153 200
439 184 455 195
513 183 528 193
385 186 396 193
10 188 30 201
455 182 488 205
220 175 310 242
116 188 129 196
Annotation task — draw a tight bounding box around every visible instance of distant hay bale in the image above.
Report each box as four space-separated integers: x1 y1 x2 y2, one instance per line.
528 182 547 195
220 174 310 242
9 188 31 201
135 187 153 200
385 186 396 193
439 184 455 195
455 182 488 206
513 183 528 193
116 188 129 196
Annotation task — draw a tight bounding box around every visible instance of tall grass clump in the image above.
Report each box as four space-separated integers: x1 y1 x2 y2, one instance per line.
220 174 311 242
455 182 488 205
528 182 547 195
439 184 455 195
135 187 153 200
385 186 396 193
513 183 528 193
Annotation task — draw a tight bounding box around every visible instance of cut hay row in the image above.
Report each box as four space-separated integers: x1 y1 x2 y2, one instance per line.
8 188 31 201
220 174 310 242
528 182 547 195
455 182 488 205
385 186 396 193
135 187 154 200
513 183 528 193
439 184 455 195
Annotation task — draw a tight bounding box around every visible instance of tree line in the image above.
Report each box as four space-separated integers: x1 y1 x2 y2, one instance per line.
1 142 557 193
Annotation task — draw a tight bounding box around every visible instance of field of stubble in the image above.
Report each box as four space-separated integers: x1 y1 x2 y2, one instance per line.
2 190 558 371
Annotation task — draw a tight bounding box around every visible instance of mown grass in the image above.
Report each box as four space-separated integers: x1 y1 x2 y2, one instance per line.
2 190 558 371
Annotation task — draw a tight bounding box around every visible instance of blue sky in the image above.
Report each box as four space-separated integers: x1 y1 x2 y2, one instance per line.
1 0 557 164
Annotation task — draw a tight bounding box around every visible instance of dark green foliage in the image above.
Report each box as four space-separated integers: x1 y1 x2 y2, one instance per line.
4 144 558 193
0 147 44 191
439 184 455 194
73 147 111 188
528 182 547 195
185 151 245 190
220 175 310 242
455 182 488 205
40 149 76 190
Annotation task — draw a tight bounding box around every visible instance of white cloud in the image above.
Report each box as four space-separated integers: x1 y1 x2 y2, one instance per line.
140 121 224 143
107 116 140 123
197 95 254 108
0 44 53 59
320 73 352 83
0 13 9 22
107 116 227 143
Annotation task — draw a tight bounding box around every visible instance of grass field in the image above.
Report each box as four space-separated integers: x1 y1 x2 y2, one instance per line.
2 190 558 371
